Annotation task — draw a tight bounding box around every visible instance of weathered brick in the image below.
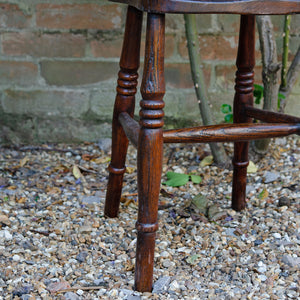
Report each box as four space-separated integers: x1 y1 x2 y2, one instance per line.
217 14 240 33
276 36 300 58
90 88 117 118
91 34 175 59
1 89 89 117
196 14 214 33
36 119 112 143
290 14 300 35
165 14 185 32
179 35 239 60
91 37 123 58
2 32 86 58
214 65 237 90
36 3 122 29
0 3 32 28
40 61 119 86
179 34 261 61
165 63 193 89
0 61 38 86
197 35 239 60
165 63 211 89
271 15 285 32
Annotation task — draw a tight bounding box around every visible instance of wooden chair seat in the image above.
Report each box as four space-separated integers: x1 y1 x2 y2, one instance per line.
111 0 300 14
104 0 300 292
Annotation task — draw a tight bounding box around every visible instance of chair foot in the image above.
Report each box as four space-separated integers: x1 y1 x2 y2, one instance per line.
134 12 165 292
104 6 143 217
232 15 255 211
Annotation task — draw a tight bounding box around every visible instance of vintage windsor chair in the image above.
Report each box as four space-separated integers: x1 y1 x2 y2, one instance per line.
104 0 300 292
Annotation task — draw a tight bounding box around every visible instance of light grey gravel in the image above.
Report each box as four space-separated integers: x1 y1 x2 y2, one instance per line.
0 137 299 299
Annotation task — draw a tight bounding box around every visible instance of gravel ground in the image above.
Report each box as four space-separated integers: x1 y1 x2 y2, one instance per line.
0 137 299 300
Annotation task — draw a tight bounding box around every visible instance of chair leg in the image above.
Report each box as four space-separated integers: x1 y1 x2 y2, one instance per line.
104 6 143 217
232 15 255 211
135 13 165 292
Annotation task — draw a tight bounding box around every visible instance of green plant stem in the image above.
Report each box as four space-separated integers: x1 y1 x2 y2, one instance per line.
281 15 291 89
184 14 228 165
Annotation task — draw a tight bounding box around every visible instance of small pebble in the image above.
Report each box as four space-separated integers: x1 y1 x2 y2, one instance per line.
278 196 291 207
273 233 281 239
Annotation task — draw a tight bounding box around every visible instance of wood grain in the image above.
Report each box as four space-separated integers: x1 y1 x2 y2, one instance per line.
104 6 143 218
232 15 255 211
110 0 300 14
245 106 300 123
135 12 165 292
163 123 300 143
105 0 300 293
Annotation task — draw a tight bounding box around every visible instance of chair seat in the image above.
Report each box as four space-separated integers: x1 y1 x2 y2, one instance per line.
110 0 300 14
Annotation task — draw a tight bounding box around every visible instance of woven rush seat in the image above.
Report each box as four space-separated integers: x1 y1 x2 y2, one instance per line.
104 0 300 292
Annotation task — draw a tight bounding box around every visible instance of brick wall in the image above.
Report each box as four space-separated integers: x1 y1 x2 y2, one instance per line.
0 0 299 143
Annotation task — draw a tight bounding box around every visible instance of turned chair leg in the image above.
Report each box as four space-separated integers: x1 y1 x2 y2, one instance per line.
104 6 143 217
135 13 165 292
232 15 255 211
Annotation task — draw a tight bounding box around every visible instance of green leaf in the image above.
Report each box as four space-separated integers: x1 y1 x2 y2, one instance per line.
258 188 269 200
186 254 200 265
254 84 264 92
224 114 233 123
254 84 264 105
190 175 202 184
278 92 286 100
162 172 189 187
200 155 213 167
191 193 208 214
254 96 262 105
221 104 232 114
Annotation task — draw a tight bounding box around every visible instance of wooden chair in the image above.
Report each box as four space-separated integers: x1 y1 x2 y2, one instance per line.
104 0 300 292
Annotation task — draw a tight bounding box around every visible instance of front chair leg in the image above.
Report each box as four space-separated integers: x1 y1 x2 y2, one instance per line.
135 12 165 292
232 15 255 211
104 6 143 217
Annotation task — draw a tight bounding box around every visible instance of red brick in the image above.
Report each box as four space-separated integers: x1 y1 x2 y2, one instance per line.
217 15 240 33
92 34 176 59
91 37 123 58
215 65 237 90
36 3 122 30
198 35 239 60
2 32 86 58
0 3 32 28
179 34 261 61
165 63 211 89
180 35 242 60
0 61 38 86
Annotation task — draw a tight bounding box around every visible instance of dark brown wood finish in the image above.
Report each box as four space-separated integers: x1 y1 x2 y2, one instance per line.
232 15 255 211
163 123 300 142
110 0 300 14
118 112 139 148
245 106 300 123
105 0 300 293
104 6 143 217
135 12 165 292
118 112 300 146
